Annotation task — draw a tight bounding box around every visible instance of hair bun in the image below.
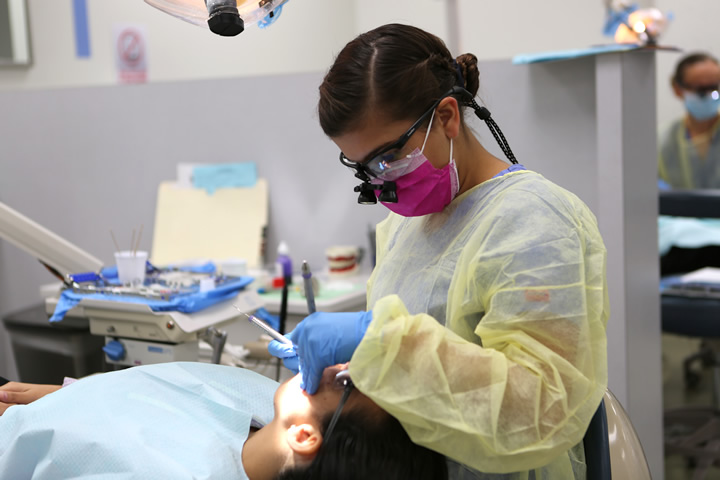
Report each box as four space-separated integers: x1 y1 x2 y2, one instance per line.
456 53 479 97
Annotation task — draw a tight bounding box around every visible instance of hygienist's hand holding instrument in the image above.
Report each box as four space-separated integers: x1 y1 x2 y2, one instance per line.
267 336 299 373
268 311 372 394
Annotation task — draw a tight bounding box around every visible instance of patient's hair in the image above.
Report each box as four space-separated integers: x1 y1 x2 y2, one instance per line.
275 409 448 480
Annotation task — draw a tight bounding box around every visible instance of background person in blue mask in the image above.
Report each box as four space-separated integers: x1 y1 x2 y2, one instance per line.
657 53 720 276
659 52 720 189
269 23 608 480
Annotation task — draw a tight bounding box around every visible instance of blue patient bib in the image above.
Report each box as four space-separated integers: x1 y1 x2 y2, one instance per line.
0 362 279 479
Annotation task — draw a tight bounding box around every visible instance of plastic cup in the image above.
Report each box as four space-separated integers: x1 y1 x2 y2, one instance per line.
221 258 248 277
114 250 148 285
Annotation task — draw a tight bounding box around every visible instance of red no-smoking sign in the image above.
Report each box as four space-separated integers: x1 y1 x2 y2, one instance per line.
114 25 147 84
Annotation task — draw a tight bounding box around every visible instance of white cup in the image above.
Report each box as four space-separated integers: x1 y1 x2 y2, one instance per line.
199 277 216 292
114 250 148 285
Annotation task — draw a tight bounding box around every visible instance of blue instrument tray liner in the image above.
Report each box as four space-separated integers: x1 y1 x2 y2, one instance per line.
512 44 640 64
50 276 254 323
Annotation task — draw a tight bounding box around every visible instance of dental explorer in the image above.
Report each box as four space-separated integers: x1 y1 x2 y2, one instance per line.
233 305 292 345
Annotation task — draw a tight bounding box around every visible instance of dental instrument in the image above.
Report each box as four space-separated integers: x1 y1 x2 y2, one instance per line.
302 260 316 314
236 308 292 345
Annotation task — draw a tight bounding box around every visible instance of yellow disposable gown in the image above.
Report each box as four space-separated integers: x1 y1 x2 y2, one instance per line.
658 117 720 189
349 170 608 479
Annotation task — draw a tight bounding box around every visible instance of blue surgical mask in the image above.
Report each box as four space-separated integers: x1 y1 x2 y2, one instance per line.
684 91 720 121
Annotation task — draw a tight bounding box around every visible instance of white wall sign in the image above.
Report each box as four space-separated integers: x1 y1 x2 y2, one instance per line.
114 24 147 84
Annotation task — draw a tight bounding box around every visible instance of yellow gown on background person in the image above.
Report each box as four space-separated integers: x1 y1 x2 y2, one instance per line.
659 118 720 189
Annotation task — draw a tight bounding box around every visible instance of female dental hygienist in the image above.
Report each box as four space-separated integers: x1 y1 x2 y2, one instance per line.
269 23 608 480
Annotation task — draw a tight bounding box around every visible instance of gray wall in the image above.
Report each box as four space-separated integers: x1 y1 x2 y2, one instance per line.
478 58 598 207
0 59 663 478
0 60 619 377
0 62 599 379
0 72 389 379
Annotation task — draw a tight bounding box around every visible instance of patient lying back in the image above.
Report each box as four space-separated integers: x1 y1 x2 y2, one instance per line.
0 362 447 480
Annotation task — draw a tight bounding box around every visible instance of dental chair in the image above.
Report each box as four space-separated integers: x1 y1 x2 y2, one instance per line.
584 389 652 480
660 189 720 477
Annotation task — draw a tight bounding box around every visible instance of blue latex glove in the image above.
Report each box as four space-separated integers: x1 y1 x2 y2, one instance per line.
267 310 373 394
658 179 672 191
267 335 299 373
257 3 284 29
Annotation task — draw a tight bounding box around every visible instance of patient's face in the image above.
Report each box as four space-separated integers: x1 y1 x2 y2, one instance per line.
273 364 384 427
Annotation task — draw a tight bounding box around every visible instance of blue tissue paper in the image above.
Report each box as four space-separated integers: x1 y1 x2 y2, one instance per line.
193 163 258 194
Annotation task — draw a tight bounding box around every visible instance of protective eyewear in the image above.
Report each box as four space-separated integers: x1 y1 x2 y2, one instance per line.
343 86 517 206
681 83 720 99
323 370 354 443
339 86 469 181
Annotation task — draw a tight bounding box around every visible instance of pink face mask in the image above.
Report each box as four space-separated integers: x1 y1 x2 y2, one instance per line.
374 111 460 217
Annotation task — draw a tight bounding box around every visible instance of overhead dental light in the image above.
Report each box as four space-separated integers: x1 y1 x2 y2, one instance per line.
603 1 672 46
145 0 290 37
